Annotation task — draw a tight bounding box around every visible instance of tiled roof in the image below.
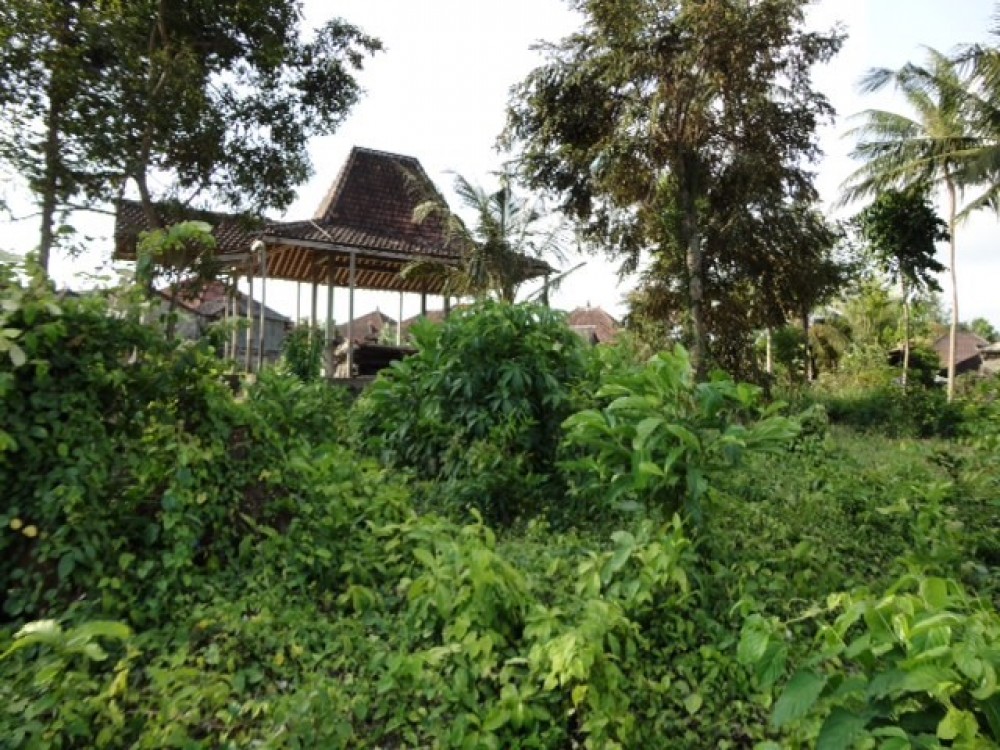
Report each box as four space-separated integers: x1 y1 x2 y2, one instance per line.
567 306 620 344
312 147 459 257
159 280 290 323
932 331 988 369
113 147 552 295
114 201 265 261
337 310 396 343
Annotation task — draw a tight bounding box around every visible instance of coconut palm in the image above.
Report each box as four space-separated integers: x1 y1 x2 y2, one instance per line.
841 47 982 401
406 172 570 303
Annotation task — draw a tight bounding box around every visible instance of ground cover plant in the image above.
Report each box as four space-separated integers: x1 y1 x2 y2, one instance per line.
3 265 1000 748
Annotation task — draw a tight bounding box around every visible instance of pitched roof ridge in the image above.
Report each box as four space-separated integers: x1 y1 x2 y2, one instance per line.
313 146 432 222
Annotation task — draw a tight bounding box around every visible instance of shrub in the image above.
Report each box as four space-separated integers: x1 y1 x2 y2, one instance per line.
281 323 325 382
561 346 800 524
353 300 588 522
743 575 1000 749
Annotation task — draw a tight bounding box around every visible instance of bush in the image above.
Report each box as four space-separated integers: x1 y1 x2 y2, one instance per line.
353 300 589 523
820 384 962 438
561 346 800 524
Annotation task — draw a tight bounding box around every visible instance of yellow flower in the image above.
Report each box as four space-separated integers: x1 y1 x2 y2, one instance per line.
9 518 23 531
22 525 38 538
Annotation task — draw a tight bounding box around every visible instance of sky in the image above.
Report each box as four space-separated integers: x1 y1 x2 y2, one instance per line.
2 0 998 327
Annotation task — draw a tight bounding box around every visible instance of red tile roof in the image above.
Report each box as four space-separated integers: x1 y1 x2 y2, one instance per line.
567 306 620 344
337 310 397 343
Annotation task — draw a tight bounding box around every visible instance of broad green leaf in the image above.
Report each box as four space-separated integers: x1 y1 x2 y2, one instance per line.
817 708 869 750
738 616 771 665
684 691 703 715
920 577 950 609
937 707 978 741
772 670 827 729
633 416 665 449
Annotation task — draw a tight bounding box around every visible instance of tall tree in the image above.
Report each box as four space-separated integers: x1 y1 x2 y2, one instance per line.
841 48 981 401
854 187 948 386
0 1 382 266
0 1 120 271
504 0 842 376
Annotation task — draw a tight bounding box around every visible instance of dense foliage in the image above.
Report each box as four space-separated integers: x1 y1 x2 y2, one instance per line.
354 300 589 523
2 262 1000 748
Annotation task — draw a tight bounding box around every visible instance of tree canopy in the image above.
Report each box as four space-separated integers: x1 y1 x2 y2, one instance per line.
504 0 843 375
0 0 382 270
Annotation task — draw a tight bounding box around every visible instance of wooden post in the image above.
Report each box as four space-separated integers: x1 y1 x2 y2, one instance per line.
542 273 550 307
245 271 253 372
348 251 356 377
257 242 267 373
326 260 335 343
420 292 427 316
397 291 403 346
443 295 451 318
296 281 301 324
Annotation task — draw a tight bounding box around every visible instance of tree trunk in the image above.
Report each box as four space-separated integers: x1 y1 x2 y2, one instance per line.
37 8 72 274
945 176 959 402
38 108 60 274
901 278 910 389
680 177 706 379
802 308 813 382
765 328 773 376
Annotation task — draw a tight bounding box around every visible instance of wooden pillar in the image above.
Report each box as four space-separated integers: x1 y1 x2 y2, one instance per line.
296 281 301 324
397 291 403 346
420 292 427 316
245 271 253 372
443 295 451 318
347 251 356 377
310 265 319 328
256 243 267 373
542 273 550 307
326 260 335 343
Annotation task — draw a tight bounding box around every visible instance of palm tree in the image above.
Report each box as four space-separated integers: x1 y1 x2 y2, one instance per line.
406 172 570 303
841 47 982 401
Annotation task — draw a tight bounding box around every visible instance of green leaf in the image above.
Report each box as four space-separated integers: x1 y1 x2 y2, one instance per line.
633 416 664 449
8 342 26 367
738 616 771 665
57 553 75 581
684 691 703 715
772 670 828 728
920 577 950 609
937 708 978 741
817 708 868 750
755 642 788 690
978 694 1000 740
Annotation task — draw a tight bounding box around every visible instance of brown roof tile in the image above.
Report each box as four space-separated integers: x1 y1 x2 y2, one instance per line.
932 331 988 370
114 201 265 261
567 306 621 344
337 310 397 343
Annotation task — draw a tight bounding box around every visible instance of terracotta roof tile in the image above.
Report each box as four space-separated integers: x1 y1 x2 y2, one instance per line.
337 310 397 343
567 306 620 344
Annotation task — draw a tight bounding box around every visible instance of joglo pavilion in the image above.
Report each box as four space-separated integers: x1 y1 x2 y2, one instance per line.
113 147 554 377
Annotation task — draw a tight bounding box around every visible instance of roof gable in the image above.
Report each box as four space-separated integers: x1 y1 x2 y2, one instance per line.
312 147 451 251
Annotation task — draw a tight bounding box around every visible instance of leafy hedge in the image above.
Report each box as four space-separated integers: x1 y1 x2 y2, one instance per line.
353 300 589 523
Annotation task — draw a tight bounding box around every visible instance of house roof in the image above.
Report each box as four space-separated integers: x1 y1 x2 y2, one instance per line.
114 201 265 261
337 309 396 343
931 331 988 369
113 147 554 296
567 306 620 344
159 280 290 323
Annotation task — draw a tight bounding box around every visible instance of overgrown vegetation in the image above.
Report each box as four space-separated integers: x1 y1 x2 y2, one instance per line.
4 260 1000 748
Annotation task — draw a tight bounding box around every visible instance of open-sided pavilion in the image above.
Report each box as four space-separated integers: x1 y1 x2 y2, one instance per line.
114 147 554 375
